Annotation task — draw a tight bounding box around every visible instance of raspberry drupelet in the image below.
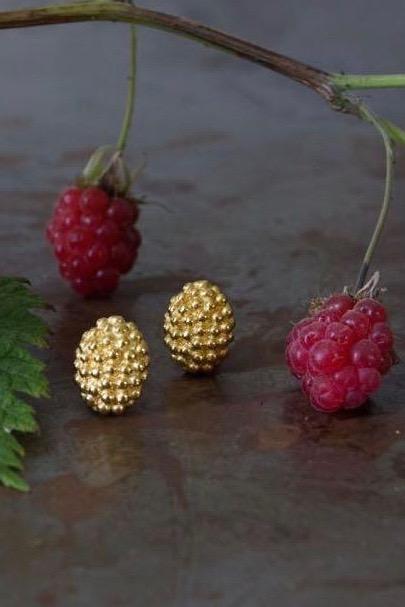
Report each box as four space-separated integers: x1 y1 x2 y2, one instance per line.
46 186 141 296
286 293 395 412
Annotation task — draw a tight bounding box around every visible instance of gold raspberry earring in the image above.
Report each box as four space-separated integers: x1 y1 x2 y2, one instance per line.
74 281 234 415
163 280 235 373
74 315 149 415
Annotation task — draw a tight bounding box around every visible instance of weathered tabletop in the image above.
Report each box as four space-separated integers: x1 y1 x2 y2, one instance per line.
1 1 405 605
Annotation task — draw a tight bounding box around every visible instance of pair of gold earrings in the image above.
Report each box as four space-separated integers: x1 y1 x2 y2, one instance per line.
74 280 235 415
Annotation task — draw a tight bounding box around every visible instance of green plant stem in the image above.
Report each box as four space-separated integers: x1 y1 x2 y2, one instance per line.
355 106 395 291
0 1 338 106
116 24 137 153
333 73 405 90
2 3 405 114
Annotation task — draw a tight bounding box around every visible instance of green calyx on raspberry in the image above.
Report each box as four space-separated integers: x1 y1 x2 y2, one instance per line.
79 146 133 198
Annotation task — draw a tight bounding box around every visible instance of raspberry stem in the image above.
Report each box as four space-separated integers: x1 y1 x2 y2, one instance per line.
2 2 405 140
116 23 137 153
355 105 395 291
332 73 405 90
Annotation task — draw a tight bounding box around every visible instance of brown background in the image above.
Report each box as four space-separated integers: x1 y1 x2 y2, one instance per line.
1 1 405 605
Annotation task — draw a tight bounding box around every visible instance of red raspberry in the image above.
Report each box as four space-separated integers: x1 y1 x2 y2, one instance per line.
286 293 395 412
46 186 141 296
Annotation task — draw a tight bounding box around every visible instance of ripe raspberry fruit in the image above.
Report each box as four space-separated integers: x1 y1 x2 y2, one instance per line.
286 292 395 412
46 186 141 296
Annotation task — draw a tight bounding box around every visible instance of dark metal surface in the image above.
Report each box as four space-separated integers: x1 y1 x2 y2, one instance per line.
1 1 405 605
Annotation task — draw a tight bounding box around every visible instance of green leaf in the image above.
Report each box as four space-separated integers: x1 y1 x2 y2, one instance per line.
0 466 29 492
0 344 48 397
1 394 39 433
0 277 48 348
0 428 25 456
0 439 23 469
0 278 49 492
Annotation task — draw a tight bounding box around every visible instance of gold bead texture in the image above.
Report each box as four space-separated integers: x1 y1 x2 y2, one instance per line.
74 316 149 415
164 280 235 373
